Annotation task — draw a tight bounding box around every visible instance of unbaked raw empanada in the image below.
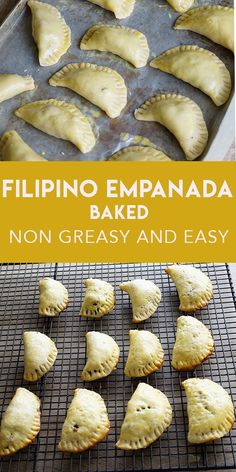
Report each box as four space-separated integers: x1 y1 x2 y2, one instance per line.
80 279 115 318
81 331 120 381
125 330 164 377
0 388 40 457
49 63 127 118
150 46 231 106
0 131 46 162
86 0 135 19
183 378 235 443
0 74 35 104
135 94 208 160
108 145 171 161
120 279 161 323
174 5 234 53
172 316 214 371
80 24 149 68
28 0 71 66
165 265 213 312
23 331 58 381
39 277 69 317
116 383 172 450
15 99 96 153
58 388 110 452
167 0 193 13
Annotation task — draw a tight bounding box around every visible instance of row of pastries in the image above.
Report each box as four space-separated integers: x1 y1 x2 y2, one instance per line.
0 0 234 161
0 265 234 455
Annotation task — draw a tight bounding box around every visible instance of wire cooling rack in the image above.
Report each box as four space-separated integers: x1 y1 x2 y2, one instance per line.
0 263 235 472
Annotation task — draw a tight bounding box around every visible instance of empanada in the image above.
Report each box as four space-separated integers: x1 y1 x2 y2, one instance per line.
174 5 234 53
49 63 127 118
120 279 161 323
167 0 194 13
150 46 231 106
80 24 149 68
80 279 115 318
135 94 208 161
0 74 35 104
39 277 69 317
165 264 213 312
116 383 172 450
183 378 235 443
15 99 96 153
23 331 58 381
108 145 171 161
85 0 135 19
28 0 71 66
0 131 46 162
81 331 120 381
125 330 164 377
0 388 40 457
58 388 110 452
172 316 214 371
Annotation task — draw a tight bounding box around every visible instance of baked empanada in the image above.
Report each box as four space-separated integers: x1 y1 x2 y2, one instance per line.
165 264 213 312
135 94 208 161
108 145 171 161
39 277 69 317
23 331 58 381
0 131 46 162
183 378 235 443
0 74 35 104
15 99 96 153
0 388 40 457
116 383 172 450
125 330 164 377
49 63 127 118
80 24 149 68
174 5 234 53
172 316 214 371
80 279 115 318
86 0 135 19
81 331 120 381
120 279 161 323
150 46 231 106
28 0 71 66
167 0 193 13
58 388 110 452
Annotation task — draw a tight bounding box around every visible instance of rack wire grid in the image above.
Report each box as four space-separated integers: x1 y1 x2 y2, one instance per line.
0 263 235 472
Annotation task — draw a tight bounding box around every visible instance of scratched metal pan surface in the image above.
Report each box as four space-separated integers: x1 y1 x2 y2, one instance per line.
0 0 234 161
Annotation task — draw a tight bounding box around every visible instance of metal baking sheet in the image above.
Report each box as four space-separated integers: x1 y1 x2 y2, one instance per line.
0 0 234 161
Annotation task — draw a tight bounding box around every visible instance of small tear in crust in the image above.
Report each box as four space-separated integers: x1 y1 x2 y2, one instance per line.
80 279 115 318
85 0 135 19
81 331 120 381
120 279 161 323
39 277 69 317
125 330 164 377
0 130 46 162
166 0 194 13
108 145 171 161
23 331 58 381
0 74 35 104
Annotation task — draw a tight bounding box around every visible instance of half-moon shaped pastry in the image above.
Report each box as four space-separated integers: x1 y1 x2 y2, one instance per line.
108 145 171 161
81 331 120 381
86 0 135 19
116 383 172 450
28 0 71 66
39 277 69 316
174 5 234 53
124 330 164 377
0 74 35 104
167 0 194 13
15 99 96 153
135 94 208 161
172 316 214 371
0 388 40 457
80 279 115 318
0 131 46 162
80 24 149 68
183 378 235 443
120 279 161 323
150 46 231 106
165 264 213 312
58 388 110 452
23 331 58 381
49 63 127 118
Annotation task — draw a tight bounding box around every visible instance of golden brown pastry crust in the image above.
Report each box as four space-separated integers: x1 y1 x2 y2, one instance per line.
120 279 161 323
39 277 69 316
124 330 164 377
80 279 115 318
81 331 120 381
23 331 58 381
